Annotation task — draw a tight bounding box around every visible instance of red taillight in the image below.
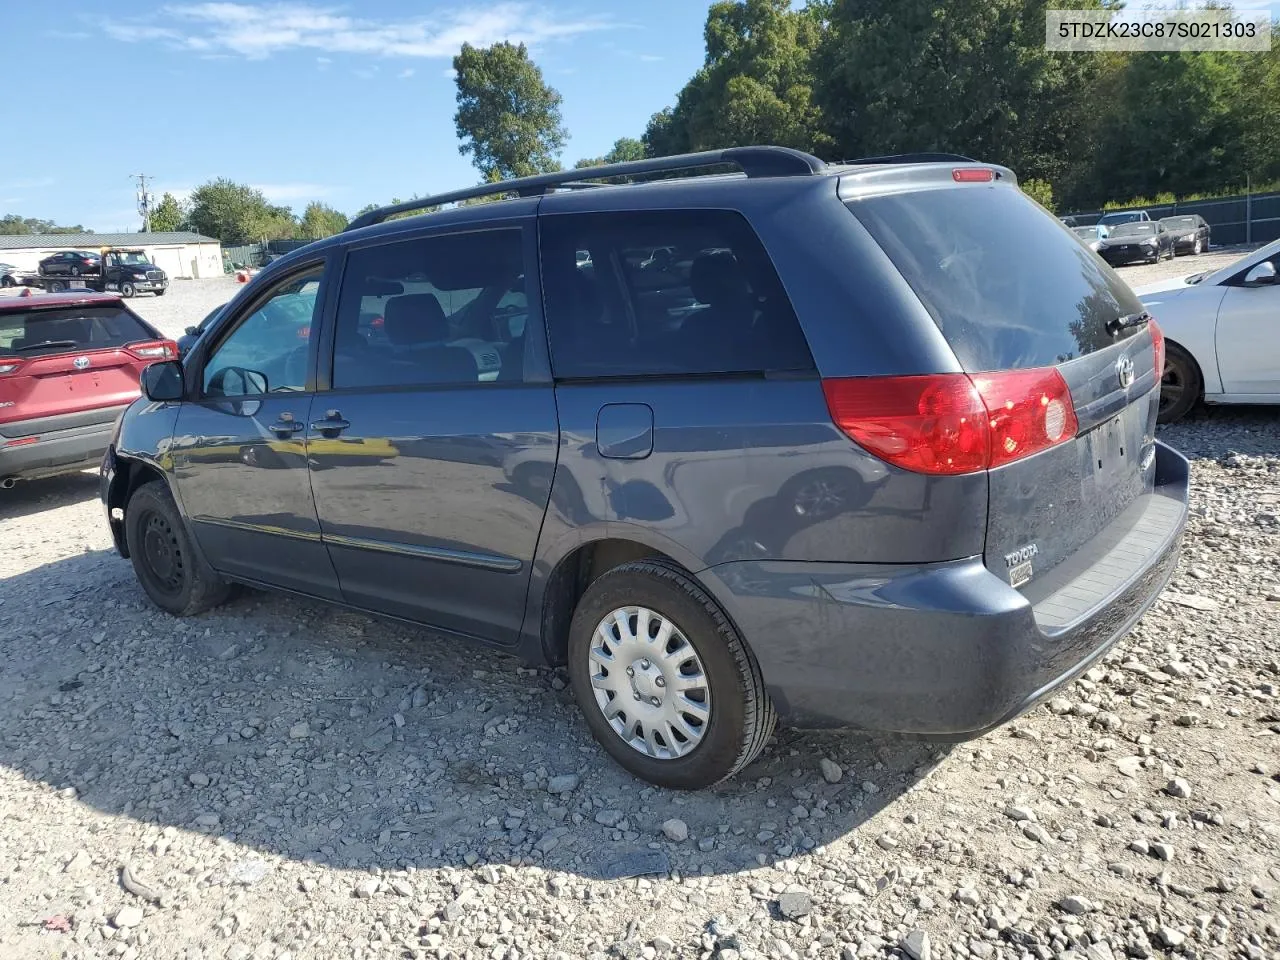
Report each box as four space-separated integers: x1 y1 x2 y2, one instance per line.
126 340 178 361
0 358 21 375
823 367 1078 476
822 374 989 476
1149 318 1165 379
970 368 1078 469
953 168 995 183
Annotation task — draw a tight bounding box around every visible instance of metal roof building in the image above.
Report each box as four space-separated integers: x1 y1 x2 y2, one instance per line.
0 231 224 279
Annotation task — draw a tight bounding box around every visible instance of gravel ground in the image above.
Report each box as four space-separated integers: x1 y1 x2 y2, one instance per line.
1 256 1279 960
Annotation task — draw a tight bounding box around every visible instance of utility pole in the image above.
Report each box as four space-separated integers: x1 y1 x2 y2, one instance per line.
132 174 154 232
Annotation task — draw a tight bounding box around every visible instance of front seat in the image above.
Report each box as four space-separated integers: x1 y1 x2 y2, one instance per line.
381 293 477 384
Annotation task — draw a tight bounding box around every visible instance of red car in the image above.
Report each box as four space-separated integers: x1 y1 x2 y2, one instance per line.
0 292 176 486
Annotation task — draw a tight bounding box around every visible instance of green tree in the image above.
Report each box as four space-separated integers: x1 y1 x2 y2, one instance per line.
299 201 348 239
185 179 298 244
0 215 89 235
648 0 830 155
1085 50 1251 205
148 192 186 232
574 136 647 169
453 41 567 181
1020 178 1055 212
815 0 1106 186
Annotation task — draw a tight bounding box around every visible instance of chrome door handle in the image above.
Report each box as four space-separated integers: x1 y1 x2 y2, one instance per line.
311 410 350 437
269 413 303 437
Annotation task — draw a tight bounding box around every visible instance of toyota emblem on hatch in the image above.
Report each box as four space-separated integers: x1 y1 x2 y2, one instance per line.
1115 354 1134 389
73 356 91 370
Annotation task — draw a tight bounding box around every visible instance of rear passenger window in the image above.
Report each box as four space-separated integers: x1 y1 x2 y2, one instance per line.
331 229 528 389
540 210 813 379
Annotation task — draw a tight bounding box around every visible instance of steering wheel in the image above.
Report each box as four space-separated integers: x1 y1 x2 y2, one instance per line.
279 344 309 391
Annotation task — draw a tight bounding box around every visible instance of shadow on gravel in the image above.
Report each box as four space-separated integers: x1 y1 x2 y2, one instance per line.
1157 405 1280 459
0 470 100 521
0 547 945 883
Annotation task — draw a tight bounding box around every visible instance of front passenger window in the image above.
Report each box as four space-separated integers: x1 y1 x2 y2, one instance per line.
203 268 324 396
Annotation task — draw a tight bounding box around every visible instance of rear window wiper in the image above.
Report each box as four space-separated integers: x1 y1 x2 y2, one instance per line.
1106 312 1150 337
14 339 79 352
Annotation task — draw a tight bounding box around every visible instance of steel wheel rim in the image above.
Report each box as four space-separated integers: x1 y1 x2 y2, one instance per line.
142 511 185 595
588 606 711 760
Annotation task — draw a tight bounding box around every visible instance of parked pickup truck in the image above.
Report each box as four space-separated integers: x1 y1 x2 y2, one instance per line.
34 248 168 298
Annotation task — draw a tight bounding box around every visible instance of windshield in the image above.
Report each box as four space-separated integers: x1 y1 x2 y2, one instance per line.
1109 223 1157 238
1160 217 1196 231
120 252 151 265
847 186 1144 371
0 305 154 359
1099 212 1143 226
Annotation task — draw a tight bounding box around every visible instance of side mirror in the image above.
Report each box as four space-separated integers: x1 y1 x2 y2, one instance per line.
140 360 184 402
1244 261 1277 286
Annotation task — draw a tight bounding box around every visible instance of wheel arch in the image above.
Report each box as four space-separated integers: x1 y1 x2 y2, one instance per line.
106 455 171 558
1163 336 1207 404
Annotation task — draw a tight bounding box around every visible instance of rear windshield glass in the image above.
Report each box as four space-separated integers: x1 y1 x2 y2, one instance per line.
0 305 153 359
1161 217 1197 231
846 187 1145 371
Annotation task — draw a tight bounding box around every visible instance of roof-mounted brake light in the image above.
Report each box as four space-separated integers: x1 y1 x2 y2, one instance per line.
952 168 995 183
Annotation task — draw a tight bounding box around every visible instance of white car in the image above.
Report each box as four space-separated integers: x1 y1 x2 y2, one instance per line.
1134 238 1280 423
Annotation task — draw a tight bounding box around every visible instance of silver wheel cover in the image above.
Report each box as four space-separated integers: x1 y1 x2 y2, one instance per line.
588 606 711 760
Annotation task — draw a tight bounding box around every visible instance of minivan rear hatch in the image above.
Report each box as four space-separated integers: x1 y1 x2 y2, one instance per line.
844 173 1159 589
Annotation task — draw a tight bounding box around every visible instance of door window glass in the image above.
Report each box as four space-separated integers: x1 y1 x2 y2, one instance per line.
202 266 323 396
539 210 813 379
331 229 528 388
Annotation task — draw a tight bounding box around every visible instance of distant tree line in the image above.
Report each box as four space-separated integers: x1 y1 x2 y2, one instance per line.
8 1 1278 239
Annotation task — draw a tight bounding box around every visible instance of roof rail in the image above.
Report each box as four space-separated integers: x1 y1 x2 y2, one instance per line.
841 152 978 165
345 146 826 231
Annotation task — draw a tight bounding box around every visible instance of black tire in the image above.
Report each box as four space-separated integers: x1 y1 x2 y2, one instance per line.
120 281 136 299
1157 342 1203 425
124 481 231 616
0 275 13 288
567 559 775 789
155 288 167 297
48 280 66 292
1193 237 1203 255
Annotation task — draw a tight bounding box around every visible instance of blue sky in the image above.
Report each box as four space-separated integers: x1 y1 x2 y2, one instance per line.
1 1 716 231
3 1 1278 233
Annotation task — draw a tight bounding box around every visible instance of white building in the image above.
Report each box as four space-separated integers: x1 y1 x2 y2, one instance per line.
0 231 224 279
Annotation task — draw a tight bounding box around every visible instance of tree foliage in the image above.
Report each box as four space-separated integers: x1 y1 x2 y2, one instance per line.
0 215 89 235
574 137 647 169
299 201 348 239
649 0 830 155
185 179 298 244
453 41 567 181
148 192 186 233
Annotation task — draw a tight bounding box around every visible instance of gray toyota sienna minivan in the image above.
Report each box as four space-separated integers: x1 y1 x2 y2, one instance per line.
101 147 1188 788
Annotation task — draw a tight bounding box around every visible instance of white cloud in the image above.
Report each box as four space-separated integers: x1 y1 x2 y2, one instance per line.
102 2 612 60
398 67 416 79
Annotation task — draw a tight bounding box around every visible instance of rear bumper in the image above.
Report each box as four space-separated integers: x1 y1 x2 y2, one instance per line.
0 417 120 481
698 442 1189 735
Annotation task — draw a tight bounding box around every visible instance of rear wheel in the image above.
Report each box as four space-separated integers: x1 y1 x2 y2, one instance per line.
567 560 775 789
125 481 231 616
1157 342 1202 424
120 281 136 298
47 280 66 292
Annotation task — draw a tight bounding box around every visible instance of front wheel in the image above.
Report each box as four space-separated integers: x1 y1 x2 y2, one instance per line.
124 481 231 616
120 281 136 298
1193 237 1203 255
155 288 167 297
567 560 775 789
1157 343 1203 424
